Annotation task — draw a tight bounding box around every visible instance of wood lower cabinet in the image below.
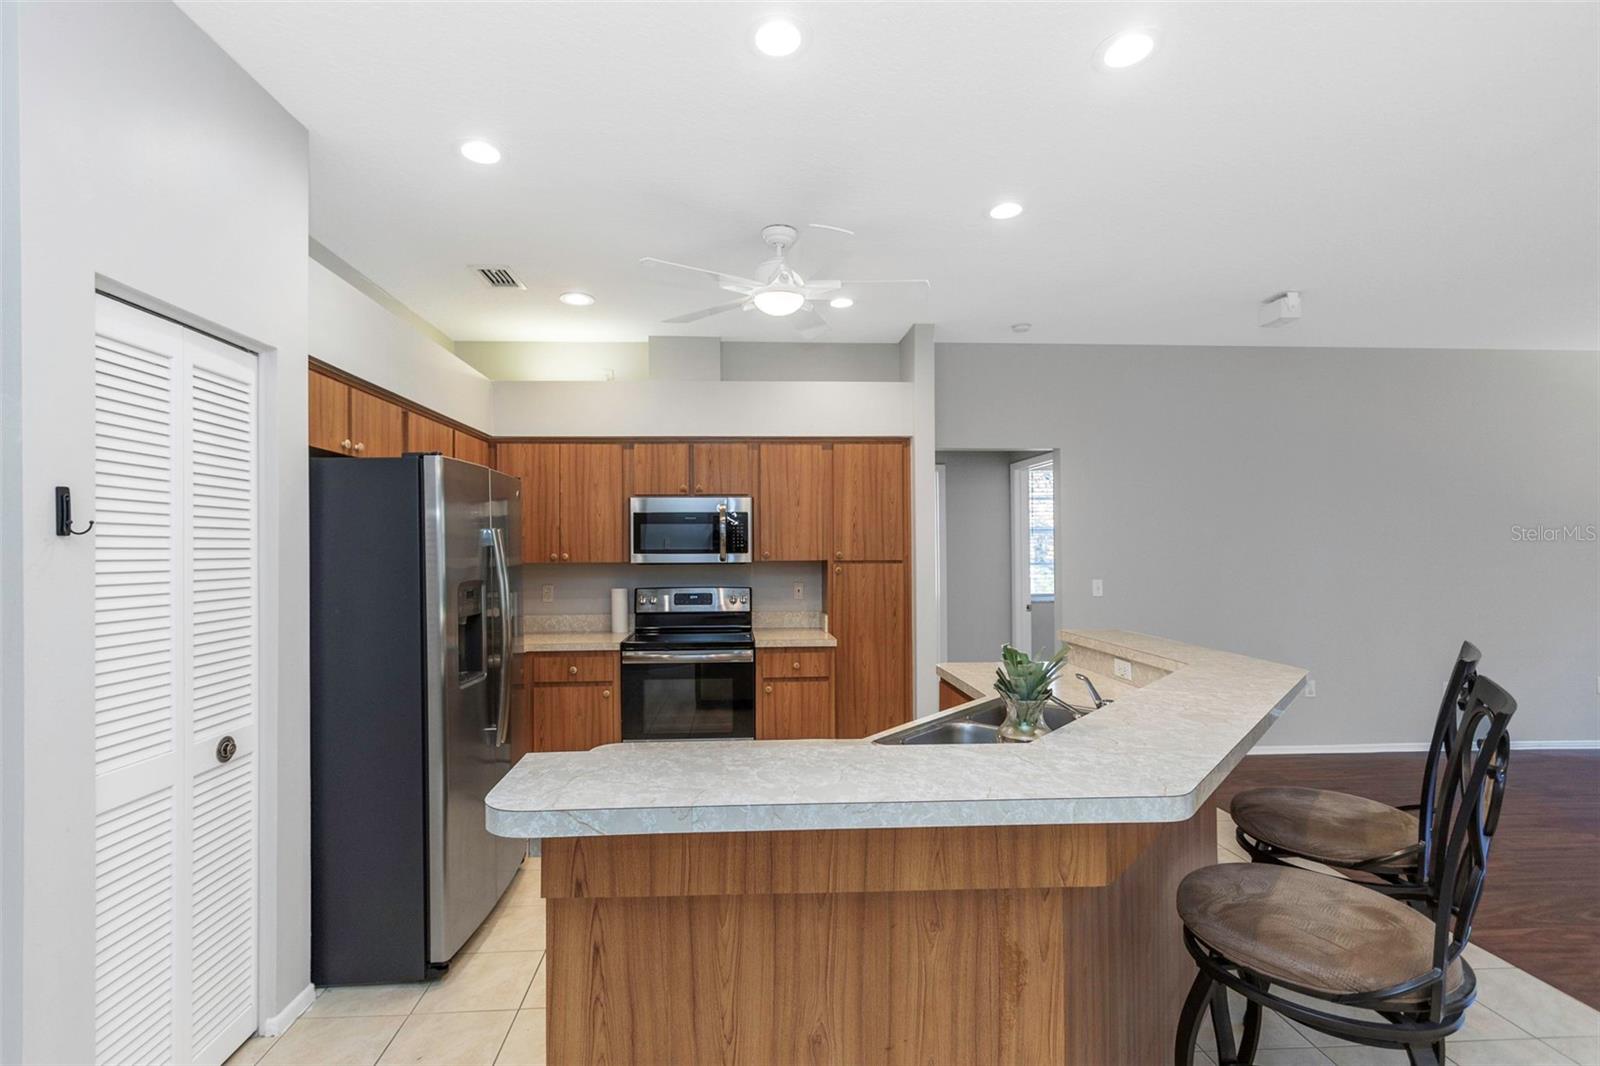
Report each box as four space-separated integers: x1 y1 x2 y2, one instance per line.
529 652 620 753
757 648 835 740
349 389 405 458
453 430 490 467
939 679 974 710
830 562 910 738
691 442 755 495
832 442 906 561
628 442 691 495
756 442 829 561
406 411 453 455
308 369 352 453
509 655 532 762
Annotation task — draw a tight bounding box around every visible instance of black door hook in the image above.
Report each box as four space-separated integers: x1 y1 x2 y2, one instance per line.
55 486 94 536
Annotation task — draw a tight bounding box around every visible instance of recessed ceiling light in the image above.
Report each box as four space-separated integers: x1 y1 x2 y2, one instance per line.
1096 30 1157 69
1011 323 1033 333
752 288 806 317
989 201 1024 221
753 18 803 57
558 291 595 306
459 140 502 165
829 296 855 309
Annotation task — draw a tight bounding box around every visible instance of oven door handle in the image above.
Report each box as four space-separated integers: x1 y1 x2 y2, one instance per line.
622 650 755 665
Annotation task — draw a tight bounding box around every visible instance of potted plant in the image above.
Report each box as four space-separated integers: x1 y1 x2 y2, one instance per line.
993 644 1070 742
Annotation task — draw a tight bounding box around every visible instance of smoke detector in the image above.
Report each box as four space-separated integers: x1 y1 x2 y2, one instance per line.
1258 291 1302 327
473 265 525 290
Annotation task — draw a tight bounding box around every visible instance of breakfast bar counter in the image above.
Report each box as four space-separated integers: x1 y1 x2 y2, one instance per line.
487 630 1305 1064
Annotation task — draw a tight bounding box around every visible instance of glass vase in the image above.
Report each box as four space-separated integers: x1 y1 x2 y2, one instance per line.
997 694 1052 743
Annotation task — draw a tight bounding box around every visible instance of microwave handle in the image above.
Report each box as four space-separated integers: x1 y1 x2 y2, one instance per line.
717 502 728 563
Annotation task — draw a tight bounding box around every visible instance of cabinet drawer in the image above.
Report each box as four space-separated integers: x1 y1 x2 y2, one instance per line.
759 648 832 680
530 651 617 684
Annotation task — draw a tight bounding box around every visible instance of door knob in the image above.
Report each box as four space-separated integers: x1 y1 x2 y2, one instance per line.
215 735 237 763
569 665 578 676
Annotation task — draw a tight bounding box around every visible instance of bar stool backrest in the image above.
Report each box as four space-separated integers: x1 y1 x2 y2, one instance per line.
1419 671 1514 1020
1416 641 1482 875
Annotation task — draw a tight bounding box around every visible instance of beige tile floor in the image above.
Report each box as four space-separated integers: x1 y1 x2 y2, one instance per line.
225 816 1599 1066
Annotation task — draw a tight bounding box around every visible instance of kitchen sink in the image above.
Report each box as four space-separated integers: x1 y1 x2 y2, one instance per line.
872 698 1092 745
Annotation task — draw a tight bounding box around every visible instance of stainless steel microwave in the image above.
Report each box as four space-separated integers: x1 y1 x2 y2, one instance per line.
629 496 752 564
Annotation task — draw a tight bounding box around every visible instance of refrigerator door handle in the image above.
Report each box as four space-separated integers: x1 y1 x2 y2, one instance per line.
488 526 514 747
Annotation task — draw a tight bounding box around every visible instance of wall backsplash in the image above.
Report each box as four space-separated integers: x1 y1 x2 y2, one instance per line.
516 562 825 626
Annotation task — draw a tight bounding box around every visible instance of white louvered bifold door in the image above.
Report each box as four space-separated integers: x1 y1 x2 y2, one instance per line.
93 295 259 1066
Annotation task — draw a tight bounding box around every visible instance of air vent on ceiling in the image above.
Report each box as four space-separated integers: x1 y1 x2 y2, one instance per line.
473 265 526 290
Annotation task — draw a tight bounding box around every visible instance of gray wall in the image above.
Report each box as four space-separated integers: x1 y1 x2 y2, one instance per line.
937 343 1600 747
937 451 1014 660
721 341 903 381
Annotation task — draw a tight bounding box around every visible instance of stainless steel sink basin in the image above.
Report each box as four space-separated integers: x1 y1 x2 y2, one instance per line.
872 697 1092 745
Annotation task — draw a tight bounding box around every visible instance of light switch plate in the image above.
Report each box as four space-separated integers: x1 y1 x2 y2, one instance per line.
1113 657 1133 681
1305 679 1317 698
793 581 804 600
541 584 555 603
1092 578 1104 597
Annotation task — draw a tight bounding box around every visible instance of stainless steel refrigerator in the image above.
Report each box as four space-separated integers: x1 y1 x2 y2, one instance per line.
309 454 526 984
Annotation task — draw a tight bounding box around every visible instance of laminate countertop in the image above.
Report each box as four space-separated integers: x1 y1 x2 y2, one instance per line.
513 628 836 654
487 628 1305 839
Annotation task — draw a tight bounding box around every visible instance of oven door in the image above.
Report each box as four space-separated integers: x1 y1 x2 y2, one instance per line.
630 497 752 563
621 650 756 741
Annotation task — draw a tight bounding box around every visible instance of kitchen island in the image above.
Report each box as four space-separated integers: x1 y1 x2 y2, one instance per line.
486 629 1304 1064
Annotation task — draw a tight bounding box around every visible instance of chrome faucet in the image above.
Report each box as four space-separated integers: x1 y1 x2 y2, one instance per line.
1075 673 1111 710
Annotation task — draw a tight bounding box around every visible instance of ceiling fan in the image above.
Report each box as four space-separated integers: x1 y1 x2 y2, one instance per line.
641 224 930 338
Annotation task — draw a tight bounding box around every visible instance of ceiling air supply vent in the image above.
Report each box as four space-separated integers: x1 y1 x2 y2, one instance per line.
473 265 526 290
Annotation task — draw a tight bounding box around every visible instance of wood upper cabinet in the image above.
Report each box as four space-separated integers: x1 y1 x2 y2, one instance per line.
831 442 906 561
628 443 691 495
756 442 829 561
498 443 624 563
831 561 909 738
691 442 755 495
453 430 491 467
405 411 453 455
532 683 620 753
308 369 351 453
349 389 405 458
559 443 625 562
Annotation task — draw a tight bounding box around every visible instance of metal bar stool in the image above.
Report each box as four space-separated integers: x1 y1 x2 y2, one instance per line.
1230 641 1481 891
1174 671 1515 1066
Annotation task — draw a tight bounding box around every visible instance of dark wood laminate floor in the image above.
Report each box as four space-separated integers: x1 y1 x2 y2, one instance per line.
1212 750 1600 1009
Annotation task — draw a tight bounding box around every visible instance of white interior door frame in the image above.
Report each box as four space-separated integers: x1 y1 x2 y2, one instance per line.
934 463 947 667
1010 454 1053 652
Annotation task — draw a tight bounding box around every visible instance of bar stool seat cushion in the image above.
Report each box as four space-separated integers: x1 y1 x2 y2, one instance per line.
1231 786 1420 867
1178 863 1465 1005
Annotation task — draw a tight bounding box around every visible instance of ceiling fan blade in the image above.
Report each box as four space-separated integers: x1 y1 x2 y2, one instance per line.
662 300 747 324
807 223 856 236
797 306 829 340
837 278 932 289
639 256 764 291
800 280 843 298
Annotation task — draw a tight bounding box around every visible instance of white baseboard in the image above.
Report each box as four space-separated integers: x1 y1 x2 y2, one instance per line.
261 983 316 1037
1253 740 1600 755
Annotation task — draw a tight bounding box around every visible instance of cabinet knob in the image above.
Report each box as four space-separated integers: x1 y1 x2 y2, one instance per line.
694 483 703 492
834 566 842 575
834 551 843 560
792 661 801 671
679 484 688 494
602 689 611 699
568 665 578 676
340 438 352 451
761 551 770 560
549 552 558 561
353 441 366 453
561 552 570 561
764 684 773 694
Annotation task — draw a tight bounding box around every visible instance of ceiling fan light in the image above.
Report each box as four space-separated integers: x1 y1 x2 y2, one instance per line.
829 296 854 309
752 288 806 316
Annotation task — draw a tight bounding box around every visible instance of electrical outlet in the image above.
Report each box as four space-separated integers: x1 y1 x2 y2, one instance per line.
1092 578 1104 597
1304 678 1317 698
1113 657 1133 682
541 584 555 603
793 581 804 600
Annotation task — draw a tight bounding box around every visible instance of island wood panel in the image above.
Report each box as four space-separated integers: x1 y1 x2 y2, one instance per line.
830 561 909 738
757 677 834 740
690 441 756 495
755 442 829 561
627 442 691 495
348 389 405 458
532 683 619 753
831 441 906 561
452 430 490 467
940 678 975 709
307 369 351 453
542 817 1208 1065
405 410 453 455
540 822 1167 899
495 443 561 563
559 443 626 562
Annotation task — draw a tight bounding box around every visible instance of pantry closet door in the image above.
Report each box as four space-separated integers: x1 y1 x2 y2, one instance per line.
92 295 259 1066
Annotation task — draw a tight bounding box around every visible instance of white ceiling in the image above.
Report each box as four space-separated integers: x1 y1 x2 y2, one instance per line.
180 2 1599 350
